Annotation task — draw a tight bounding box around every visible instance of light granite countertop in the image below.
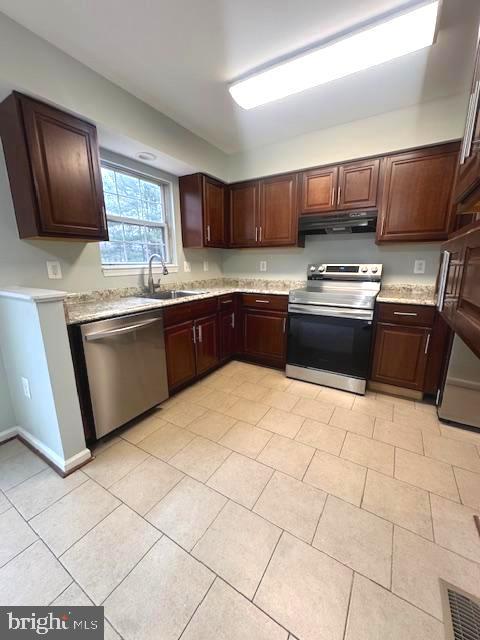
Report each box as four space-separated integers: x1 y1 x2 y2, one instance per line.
64 279 438 324
377 284 437 306
64 278 301 324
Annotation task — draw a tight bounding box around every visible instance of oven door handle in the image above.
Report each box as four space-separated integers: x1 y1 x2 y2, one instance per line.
288 303 373 321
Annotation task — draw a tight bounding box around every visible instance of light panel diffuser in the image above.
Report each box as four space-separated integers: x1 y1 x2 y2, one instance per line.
229 1 439 109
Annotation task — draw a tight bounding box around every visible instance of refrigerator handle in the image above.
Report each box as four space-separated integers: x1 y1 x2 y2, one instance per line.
437 251 450 312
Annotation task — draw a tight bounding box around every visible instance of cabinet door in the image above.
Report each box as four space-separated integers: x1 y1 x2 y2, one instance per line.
165 321 196 390
300 166 338 214
243 310 287 366
455 40 480 204
371 323 430 390
337 159 380 210
220 310 236 361
259 174 298 246
204 176 226 247
195 314 219 375
229 182 260 247
19 95 107 239
377 144 458 242
456 226 480 358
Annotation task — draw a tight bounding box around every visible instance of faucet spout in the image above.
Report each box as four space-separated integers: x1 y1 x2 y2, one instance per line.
148 253 169 294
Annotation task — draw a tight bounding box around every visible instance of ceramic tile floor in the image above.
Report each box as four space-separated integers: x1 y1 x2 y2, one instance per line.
1 359 480 640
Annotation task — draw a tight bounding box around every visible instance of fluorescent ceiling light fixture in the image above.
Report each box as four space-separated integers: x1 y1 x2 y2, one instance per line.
229 1 439 109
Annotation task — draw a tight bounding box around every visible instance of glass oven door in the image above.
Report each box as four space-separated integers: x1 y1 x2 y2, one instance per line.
287 304 373 379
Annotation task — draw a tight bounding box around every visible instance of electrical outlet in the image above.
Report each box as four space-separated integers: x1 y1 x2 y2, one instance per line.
46 260 62 279
183 261 191 273
414 259 426 274
21 377 31 399
260 261 267 272
203 260 209 272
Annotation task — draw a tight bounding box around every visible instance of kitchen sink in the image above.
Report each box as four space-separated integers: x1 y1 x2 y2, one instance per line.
146 289 209 300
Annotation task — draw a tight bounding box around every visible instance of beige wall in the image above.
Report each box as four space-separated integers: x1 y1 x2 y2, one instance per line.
222 235 442 286
227 94 467 182
0 12 228 181
0 147 223 293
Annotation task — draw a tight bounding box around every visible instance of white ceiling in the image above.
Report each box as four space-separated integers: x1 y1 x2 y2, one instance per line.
0 0 478 154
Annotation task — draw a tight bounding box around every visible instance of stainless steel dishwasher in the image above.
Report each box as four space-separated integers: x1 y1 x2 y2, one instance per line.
81 309 169 438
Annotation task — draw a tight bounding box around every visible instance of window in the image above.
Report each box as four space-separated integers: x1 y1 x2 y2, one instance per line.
100 163 175 268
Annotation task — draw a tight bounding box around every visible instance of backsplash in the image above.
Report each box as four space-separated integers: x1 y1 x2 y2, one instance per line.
221 234 442 285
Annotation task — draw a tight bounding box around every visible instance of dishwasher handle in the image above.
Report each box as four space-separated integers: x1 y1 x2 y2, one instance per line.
84 317 162 342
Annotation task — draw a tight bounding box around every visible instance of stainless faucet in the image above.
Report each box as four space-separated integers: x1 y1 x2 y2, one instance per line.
147 253 169 295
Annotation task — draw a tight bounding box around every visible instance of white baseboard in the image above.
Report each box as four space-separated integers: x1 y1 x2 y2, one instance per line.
63 448 92 473
0 426 91 474
0 427 19 443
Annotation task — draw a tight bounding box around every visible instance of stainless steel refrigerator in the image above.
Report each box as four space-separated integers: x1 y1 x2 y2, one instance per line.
438 333 480 429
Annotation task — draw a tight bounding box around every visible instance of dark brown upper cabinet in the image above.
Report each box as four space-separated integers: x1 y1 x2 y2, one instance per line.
377 143 459 243
229 181 260 247
300 166 338 213
454 35 480 208
300 158 379 215
440 222 480 359
179 173 227 248
259 174 298 246
337 158 380 210
0 92 108 241
229 174 298 247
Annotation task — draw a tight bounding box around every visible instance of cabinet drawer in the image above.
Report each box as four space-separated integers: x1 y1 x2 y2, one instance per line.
241 294 288 311
377 303 435 327
217 294 234 312
164 298 218 327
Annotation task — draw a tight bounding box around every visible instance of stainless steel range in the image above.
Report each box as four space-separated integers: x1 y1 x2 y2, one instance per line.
286 263 383 394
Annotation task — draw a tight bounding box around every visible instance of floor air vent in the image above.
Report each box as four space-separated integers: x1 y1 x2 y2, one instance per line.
441 580 480 640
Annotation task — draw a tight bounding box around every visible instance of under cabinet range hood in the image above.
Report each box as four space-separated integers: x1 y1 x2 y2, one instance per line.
299 210 377 236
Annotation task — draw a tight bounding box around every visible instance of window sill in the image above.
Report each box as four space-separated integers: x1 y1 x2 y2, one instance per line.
102 264 179 277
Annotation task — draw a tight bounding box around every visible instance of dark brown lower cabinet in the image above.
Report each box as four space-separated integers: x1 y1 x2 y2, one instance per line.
165 315 219 391
220 310 236 361
164 294 288 393
371 323 430 390
243 310 287 368
195 314 219 375
165 320 197 390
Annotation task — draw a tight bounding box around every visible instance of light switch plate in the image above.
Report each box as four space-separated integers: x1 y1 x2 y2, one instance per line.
260 261 267 272
183 261 191 273
414 259 426 274
203 260 209 272
46 260 62 279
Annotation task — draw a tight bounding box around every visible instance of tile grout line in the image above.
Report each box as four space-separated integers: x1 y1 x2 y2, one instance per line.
57 502 124 559
177 576 217 640
10 474 90 523
48 579 126 640
426 488 437 546
248 467 275 513
310 491 330 546
389 520 394 591
96 534 162 607
251 529 283 603
341 570 355 640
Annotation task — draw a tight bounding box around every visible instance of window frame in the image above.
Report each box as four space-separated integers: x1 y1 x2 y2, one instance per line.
100 160 178 276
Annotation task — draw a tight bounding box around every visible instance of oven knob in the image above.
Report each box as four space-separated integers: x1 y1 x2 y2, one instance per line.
360 266 368 273
318 265 325 272
371 266 378 273
309 266 316 272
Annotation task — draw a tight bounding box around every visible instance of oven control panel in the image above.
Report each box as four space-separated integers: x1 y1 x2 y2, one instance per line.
307 263 383 280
